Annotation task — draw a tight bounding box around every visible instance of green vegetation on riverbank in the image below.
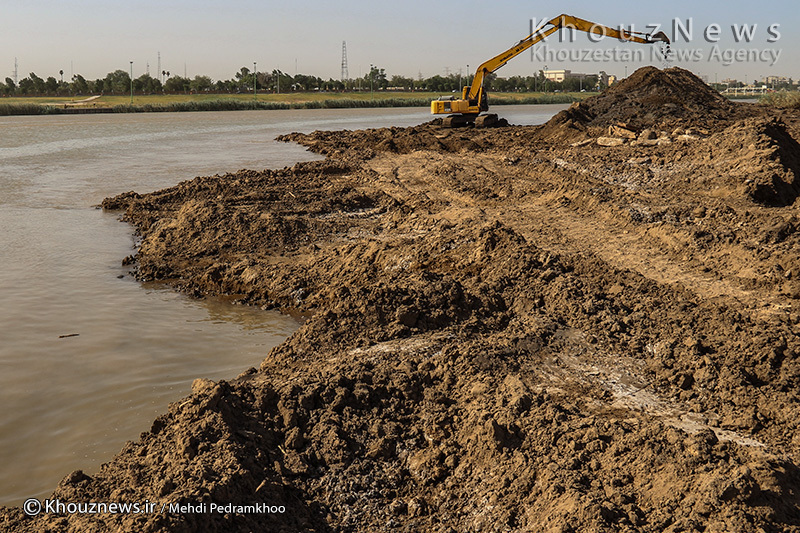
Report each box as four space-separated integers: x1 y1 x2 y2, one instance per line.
760 91 800 108
0 91 589 116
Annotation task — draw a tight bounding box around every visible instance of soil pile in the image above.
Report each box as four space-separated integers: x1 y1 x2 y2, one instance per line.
541 67 745 138
577 66 736 126
4 69 800 532
689 117 800 207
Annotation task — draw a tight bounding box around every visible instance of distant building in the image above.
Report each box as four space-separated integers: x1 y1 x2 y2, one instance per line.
763 75 790 86
542 69 592 82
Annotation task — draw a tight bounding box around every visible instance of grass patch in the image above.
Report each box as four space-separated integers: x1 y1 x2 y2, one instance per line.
760 91 800 109
492 94 583 105
0 103 58 115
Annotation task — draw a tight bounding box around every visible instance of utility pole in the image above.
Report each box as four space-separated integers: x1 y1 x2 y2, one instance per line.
544 65 548 93
14 57 18 86
341 41 349 86
129 61 133 105
370 63 374 100
530 19 534 61
157 52 161 83
253 62 257 101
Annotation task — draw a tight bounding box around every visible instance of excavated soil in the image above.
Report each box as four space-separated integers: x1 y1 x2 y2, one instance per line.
4 67 800 532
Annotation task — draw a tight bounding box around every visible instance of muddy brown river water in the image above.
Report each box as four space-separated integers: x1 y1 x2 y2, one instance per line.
0 104 566 506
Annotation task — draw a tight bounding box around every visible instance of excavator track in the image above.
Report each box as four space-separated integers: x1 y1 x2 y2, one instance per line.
442 114 500 129
443 115 474 128
475 114 499 128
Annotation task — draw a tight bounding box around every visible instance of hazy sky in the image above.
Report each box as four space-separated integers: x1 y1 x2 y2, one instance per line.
3 0 798 84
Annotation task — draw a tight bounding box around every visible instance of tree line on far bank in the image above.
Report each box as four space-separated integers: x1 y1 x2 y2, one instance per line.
0 65 603 97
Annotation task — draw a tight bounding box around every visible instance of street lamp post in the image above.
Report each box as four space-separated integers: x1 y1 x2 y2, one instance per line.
544 65 548 93
370 63 374 101
253 62 257 101
129 61 133 105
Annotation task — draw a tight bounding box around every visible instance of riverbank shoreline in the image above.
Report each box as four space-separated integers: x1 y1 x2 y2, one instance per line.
0 93 585 116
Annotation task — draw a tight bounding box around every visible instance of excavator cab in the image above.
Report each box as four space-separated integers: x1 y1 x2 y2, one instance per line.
431 86 491 127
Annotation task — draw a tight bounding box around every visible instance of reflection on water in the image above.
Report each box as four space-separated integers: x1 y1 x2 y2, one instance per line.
0 104 566 506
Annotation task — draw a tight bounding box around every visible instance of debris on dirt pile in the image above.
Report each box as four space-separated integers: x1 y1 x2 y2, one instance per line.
5 68 800 532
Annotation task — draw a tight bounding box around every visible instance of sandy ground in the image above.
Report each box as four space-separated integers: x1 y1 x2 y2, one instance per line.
3 67 800 532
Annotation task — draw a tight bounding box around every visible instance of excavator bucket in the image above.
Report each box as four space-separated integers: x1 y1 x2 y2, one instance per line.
649 31 670 43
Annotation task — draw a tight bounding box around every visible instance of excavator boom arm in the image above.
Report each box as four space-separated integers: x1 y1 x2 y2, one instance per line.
468 14 669 100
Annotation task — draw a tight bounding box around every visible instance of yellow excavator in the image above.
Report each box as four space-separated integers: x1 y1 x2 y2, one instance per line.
431 14 670 127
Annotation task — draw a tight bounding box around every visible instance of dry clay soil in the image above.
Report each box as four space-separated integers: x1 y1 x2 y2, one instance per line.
4 67 800 532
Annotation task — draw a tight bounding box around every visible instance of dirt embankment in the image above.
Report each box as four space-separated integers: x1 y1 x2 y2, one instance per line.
4 67 800 532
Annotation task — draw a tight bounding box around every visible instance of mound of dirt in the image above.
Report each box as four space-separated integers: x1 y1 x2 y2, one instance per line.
581 67 736 126
540 67 746 139
689 118 800 207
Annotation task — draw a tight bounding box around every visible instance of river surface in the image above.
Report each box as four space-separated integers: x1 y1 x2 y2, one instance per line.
0 104 566 506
